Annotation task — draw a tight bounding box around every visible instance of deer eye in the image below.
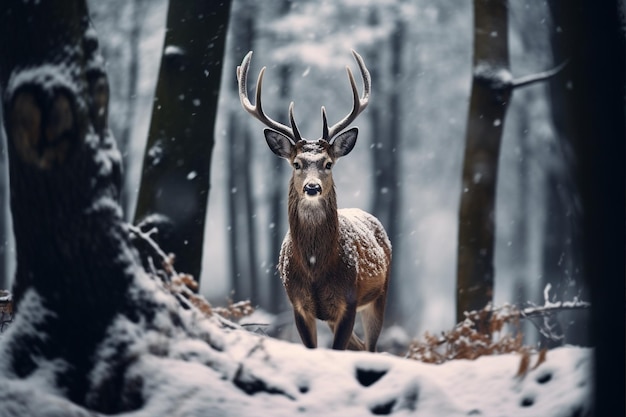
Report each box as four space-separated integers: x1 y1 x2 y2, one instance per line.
325 162 333 170
293 161 301 170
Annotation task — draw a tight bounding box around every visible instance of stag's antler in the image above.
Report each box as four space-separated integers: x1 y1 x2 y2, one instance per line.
237 50 370 144
322 50 371 143
236 51 302 144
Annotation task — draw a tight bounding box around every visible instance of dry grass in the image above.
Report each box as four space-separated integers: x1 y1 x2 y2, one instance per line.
406 304 547 377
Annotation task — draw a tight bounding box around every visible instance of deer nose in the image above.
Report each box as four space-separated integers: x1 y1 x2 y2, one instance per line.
304 183 322 196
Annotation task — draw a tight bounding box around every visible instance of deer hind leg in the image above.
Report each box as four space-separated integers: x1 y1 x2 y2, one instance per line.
327 301 361 350
361 293 387 352
327 320 365 351
347 332 366 351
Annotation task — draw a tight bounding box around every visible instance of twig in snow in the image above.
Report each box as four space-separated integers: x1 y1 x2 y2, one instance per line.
128 223 177 277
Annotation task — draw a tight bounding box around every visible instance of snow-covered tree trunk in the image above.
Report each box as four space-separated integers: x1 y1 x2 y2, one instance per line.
0 0 138 407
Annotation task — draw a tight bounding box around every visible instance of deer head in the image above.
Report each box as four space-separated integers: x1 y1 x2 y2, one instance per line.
236 50 370 206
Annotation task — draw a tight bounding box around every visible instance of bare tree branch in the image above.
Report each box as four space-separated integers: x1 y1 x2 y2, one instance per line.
510 59 570 89
520 299 591 319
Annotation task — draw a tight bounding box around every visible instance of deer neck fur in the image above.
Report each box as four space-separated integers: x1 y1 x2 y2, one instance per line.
287 177 340 274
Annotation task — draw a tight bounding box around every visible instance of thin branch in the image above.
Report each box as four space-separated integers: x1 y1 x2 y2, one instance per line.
519 300 591 319
128 223 177 276
511 59 570 89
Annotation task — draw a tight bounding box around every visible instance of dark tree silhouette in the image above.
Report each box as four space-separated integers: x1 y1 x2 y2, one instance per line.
0 106 6 290
546 0 625 414
542 0 588 348
134 1 231 282
0 0 137 406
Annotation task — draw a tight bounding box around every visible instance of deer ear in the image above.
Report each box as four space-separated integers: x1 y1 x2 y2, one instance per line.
264 129 293 159
331 127 358 158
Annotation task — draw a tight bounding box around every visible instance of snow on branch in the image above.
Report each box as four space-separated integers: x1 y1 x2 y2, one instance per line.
473 59 569 92
520 283 591 318
510 59 570 89
128 223 177 278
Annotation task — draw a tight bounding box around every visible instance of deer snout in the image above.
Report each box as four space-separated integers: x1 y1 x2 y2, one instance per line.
304 182 322 196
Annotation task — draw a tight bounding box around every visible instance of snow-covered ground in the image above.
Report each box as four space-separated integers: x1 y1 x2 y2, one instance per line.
124 324 592 417
0 299 592 417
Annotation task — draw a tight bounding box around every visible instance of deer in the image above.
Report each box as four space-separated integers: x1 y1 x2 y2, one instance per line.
236 50 391 352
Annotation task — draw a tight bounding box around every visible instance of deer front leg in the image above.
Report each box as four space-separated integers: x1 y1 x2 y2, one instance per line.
294 309 317 348
331 301 358 350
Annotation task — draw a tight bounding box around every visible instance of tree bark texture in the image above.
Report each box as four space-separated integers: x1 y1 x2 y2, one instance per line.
134 0 231 282
0 0 138 407
456 0 511 324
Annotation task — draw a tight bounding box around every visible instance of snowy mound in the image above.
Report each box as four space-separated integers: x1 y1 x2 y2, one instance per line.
0 297 592 417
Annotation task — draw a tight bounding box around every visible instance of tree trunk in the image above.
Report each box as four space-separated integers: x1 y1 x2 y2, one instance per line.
369 14 405 324
0 1 241 412
133 0 231 282
0 103 6 290
0 0 140 406
543 0 588 347
512 108 530 339
266 0 293 314
456 0 511 324
227 1 258 305
548 0 625 414
264 68 293 314
227 111 245 298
